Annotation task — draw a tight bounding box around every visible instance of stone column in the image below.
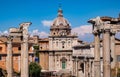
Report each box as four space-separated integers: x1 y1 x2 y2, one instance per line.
72 59 76 76
110 32 116 69
7 36 13 77
75 57 79 77
103 29 111 77
78 61 84 77
91 61 94 77
93 31 101 77
20 22 31 77
49 52 54 71
89 60 92 77
85 58 88 77
77 59 79 77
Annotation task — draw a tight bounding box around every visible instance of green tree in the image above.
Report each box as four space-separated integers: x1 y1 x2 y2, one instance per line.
117 68 120 77
29 62 41 77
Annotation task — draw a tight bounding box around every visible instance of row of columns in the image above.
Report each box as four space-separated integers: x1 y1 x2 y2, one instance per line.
6 22 31 77
93 28 115 77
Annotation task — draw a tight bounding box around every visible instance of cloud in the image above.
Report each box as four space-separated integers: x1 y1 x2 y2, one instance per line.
72 25 92 36
30 29 49 38
0 30 9 36
41 20 53 27
78 33 94 42
39 31 49 38
72 25 93 42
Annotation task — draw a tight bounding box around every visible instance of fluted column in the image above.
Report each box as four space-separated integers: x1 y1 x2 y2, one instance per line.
7 36 13 77
103 29 111 77
20 22 31 77
110 32 116 69
93 31 101 77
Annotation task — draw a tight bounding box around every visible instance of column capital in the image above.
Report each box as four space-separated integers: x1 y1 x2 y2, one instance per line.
110 31 116 36
102 29 110 33
92 30 100 35
7 36 13 42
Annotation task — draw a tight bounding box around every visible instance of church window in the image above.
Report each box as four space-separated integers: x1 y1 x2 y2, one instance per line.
117 55 120 62
18 47 21 51
68 41 70 46
56 41 58 46
62 61 66 69
62 41 65 48
61 57 67 69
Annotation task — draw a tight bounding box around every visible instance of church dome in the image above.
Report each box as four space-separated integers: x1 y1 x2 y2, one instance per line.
51 8 70 28
50 8 71 36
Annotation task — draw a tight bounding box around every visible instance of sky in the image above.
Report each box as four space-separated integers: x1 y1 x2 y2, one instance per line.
0 0 120 42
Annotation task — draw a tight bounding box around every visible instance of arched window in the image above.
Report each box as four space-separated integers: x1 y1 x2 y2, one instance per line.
61 57 67 69
62 61 66 69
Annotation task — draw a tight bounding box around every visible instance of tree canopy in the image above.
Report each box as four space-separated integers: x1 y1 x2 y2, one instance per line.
29 62 41 77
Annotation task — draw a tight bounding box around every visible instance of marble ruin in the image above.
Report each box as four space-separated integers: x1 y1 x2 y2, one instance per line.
89 16 120 77
7 22 31 77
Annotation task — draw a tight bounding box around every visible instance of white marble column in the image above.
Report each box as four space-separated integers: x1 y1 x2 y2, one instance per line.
75 57 78 77
77 60 79 77
111 32 116 69
91 61 94 77
103 29 111 77
85 58 88 77
49 52 54 71
78 61 84 77
93 31 101 77
7 36 13 77
89 60 92 77
72 59 76 76
20 22 31 77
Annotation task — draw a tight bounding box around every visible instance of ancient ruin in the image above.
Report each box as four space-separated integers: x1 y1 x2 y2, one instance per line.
89 16 120 77
7 22 31 77
0 8 120 77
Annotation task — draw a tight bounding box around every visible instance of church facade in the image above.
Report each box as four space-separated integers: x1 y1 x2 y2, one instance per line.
48 8 79 73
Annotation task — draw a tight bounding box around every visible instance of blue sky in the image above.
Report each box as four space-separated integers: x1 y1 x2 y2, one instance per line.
0 0 120 42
